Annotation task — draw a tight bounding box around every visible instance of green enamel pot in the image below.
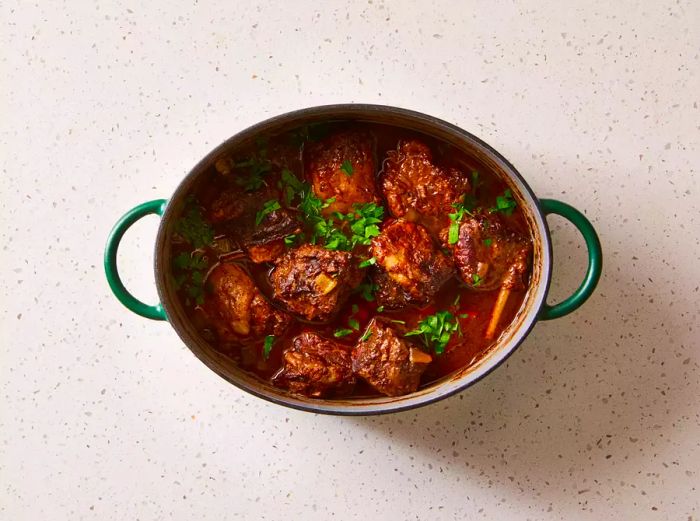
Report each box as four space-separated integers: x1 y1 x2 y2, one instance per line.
105 104 602 415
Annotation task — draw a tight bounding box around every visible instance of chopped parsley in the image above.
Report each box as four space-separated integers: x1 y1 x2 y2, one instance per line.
490 189 517 216
172 251 208 306
234 157 271 192
174 200 214 249
173 251 208 271
376 305 384 313
340 160 354 176
333 328 353 338
284 234 300 246
279 169 306 206
357 282 376 302
359 328 373 342
348 318 360 331
263 335 275 359
358 257 376 268
255 199 281 226
483 238 493 247
448 201 471 245
405 310 461 355
472 273 483 287
471 170 481 190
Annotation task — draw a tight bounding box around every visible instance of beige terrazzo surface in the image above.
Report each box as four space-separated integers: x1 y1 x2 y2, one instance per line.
1 1 698 519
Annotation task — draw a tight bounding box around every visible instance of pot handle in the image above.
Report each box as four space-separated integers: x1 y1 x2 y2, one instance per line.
538 199 602 320
104 199 168 321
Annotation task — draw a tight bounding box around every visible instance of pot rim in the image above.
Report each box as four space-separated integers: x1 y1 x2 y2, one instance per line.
154 103 553 415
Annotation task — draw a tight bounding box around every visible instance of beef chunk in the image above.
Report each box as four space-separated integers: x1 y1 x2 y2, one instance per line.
371 219 453 309
208 190 301 263
269 244 363 321
352 319 432 396
272 332 356 397
205 263 291 342
442 213 531 290
381 140 469 234
305 130 380 215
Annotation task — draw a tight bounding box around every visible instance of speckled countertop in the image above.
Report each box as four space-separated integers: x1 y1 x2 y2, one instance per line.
2 1 698 519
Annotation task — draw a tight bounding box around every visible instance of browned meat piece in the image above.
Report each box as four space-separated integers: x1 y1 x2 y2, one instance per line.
272 332 356 397
371 219 453 309
208 190 301 263
205 263 291 342
269 244 363 321
441 213 531 290
352 319 432 396
305 130 380 215
381 140 469 234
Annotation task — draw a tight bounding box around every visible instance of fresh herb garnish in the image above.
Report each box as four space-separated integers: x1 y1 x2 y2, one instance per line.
357 282 376 302
472 274 483 287
172 251 209 306
173 251 208 271
340 160 354 176
334 328 353 338
448 201 471 245
471 170 481 190
234 158 271 192
376 305 384 313
279 169 306 206
300 198 384 252
348 318 360 331
359 329 373 342
358 257 377 268
174 201 214 249
405 310 461 355
490 189 517 216
255 199 281 226
483 238 493 247
351 304 359 314
263 335 275 359
284 234 299 246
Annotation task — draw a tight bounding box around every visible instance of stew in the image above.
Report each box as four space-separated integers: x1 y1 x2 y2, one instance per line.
170 121 533 398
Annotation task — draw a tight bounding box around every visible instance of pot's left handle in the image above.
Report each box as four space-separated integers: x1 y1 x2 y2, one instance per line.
104 199 168 321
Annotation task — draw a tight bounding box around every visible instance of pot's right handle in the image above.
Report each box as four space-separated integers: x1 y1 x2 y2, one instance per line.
538 199 602 320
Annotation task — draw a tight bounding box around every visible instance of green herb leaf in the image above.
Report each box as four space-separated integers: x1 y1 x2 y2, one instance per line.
358 257 377 269
284 234 299 246
471 170 481 189
174 201 214 249
472 274 482 287
279 169 306 206
333 328 353 338
348 318 360 330
404 310 461 355
263 335 275 359
359 328 373 342
490 189 517 216
448 221 460 245
376 305 384 313
351 304 359 314
234 155 272 192
255 199 281 226
448 200 472 245
340 160 354 176
357 282 376 302
483 238 493 247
